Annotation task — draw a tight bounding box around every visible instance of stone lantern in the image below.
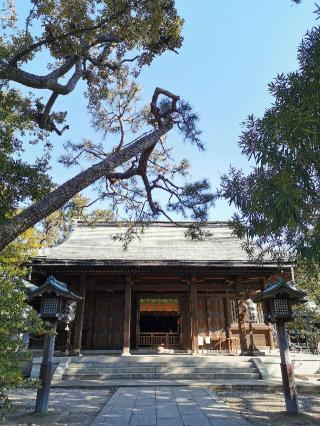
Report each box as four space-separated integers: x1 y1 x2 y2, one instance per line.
30 275 81 321
253 278 307 415
28 275 81 414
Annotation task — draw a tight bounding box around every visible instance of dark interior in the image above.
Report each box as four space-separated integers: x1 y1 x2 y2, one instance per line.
140 314 178 332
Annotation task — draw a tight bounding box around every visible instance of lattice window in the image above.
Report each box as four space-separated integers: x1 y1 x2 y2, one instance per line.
41 298 59 316
140 298 178 304
274 299 290 316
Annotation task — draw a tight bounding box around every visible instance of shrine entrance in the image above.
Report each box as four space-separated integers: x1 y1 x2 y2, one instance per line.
137 297 181 349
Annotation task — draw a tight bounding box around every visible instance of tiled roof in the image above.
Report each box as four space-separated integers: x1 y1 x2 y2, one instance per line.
35 222 276 267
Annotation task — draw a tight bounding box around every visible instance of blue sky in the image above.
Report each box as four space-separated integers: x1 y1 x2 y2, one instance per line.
18 0 316 220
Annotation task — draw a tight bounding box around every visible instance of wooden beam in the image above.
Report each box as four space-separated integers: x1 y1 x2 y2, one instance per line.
122 275 132 356
73 275 87 355
190 277 198 355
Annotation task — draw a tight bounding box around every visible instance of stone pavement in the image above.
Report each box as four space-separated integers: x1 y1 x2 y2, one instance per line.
92 386 250 426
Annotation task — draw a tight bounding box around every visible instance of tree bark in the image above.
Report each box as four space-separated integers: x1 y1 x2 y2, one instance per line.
0 125 172 251
0 59 82 94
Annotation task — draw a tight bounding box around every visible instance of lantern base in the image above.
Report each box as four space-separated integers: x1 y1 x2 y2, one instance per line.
243 344 265 357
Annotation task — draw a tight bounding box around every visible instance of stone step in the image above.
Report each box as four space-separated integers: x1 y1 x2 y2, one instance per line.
65 366 257 374
68 361 254 368
71 355 253 362
59 355 261 385
63 372 260 380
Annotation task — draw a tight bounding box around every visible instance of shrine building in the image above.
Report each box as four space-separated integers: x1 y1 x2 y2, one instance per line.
29 222 290 355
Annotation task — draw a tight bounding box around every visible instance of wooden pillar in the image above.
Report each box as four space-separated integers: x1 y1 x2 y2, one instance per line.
223 293 232 352
136 296 140 350
73 275 87 356
260 278 275 350
190 278 198 355
122 275 132 356
181 294 191 351
235 279 248 354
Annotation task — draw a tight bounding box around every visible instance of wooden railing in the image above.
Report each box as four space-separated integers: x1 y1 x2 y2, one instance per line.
139 332 181 348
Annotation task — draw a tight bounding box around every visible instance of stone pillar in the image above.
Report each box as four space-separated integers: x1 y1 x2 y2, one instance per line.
122 275 132 356
190 278 198 355
235 279 248 354
73 275 86 356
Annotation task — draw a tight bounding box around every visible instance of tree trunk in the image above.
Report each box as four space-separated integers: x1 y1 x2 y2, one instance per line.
0 125 172 251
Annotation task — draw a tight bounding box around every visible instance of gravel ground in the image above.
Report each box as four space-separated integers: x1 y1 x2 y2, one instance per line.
3 388 320 425
1 388 114 426
217 390 320 425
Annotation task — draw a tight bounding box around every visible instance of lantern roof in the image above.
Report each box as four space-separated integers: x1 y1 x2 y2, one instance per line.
28 275 81 301
16 277 39 297
253 278 307 303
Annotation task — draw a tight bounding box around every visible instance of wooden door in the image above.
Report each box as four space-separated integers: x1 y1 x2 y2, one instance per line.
83 293 124 350
93 294 111 349
109 296 124 349
197 295 208 335
207 296 225 334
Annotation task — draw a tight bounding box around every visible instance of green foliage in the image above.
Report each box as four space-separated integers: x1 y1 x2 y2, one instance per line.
288 304 320 353
37 194 113 247
295 263 320 305
1 0 183 134
0 233 45 415
0 270 43 389
220 18 320 262
287 264 320 353
0 195 111 413
0 90 53 225
0 1 214 247
0 0 183 223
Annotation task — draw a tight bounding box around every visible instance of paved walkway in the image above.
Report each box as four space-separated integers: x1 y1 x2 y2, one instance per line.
92 386 250 426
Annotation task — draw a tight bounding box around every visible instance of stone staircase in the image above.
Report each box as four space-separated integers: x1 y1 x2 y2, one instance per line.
58 355 261 386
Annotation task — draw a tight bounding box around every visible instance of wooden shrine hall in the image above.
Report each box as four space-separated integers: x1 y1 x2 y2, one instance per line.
30 222 289 355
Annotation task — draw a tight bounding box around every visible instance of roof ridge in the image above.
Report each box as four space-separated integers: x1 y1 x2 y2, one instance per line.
74 221 232 227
